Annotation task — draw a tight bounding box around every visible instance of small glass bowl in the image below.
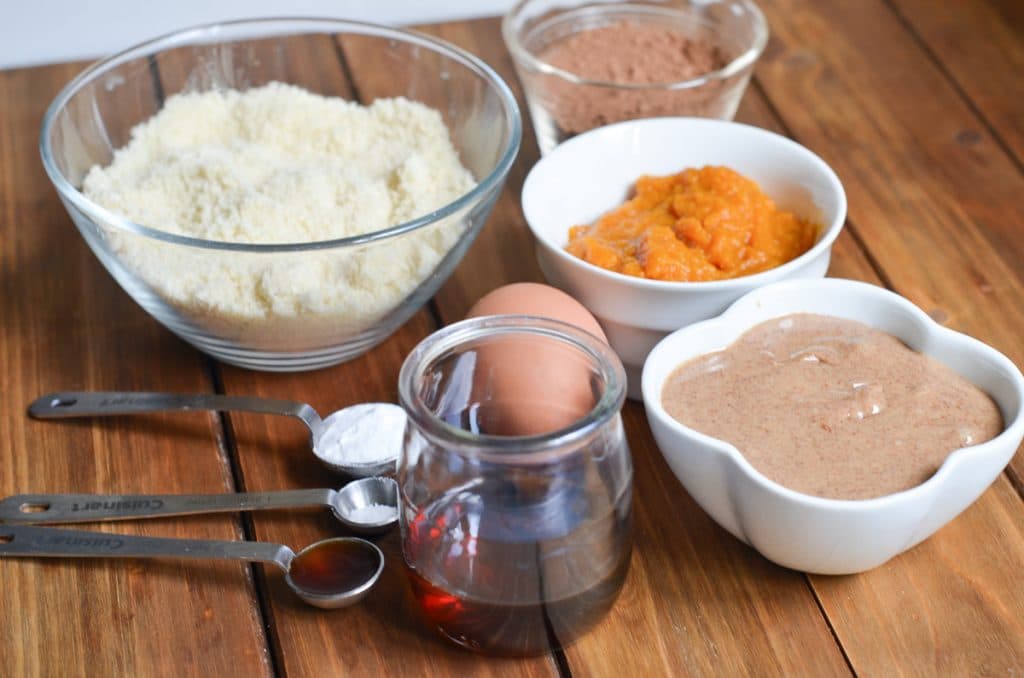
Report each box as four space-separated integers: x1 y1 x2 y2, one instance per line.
503 0 769 154
40 18 521 371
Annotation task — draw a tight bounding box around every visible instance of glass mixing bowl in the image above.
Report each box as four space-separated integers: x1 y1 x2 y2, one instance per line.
40 18 522 371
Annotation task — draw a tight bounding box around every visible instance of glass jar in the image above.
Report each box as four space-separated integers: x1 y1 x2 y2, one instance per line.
397 316 632 656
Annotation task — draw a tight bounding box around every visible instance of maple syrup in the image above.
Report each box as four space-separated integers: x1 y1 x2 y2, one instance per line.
403 486 632 656
406 547 630 656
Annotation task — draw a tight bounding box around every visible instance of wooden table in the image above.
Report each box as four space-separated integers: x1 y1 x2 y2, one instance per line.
2 3 1022 675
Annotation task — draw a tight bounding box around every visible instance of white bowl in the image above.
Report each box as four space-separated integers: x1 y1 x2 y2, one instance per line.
642 278 1024 574
522 117 846 398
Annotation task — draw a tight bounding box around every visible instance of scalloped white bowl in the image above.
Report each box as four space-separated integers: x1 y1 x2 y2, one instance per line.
642 278 1024 574
521 117 846 399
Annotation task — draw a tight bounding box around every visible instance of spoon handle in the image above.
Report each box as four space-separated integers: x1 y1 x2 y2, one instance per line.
27 391 323 434
0 524 293 571
0 489 336 524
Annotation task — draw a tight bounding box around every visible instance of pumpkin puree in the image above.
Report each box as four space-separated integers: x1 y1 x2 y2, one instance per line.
566 166 818 281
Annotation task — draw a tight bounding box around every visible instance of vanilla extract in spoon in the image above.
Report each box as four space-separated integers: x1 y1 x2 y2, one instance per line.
289 538 384 598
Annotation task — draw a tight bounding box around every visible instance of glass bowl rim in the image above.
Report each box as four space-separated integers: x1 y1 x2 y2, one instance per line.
398 314 627 464
39 16 523 254
502 0 769 90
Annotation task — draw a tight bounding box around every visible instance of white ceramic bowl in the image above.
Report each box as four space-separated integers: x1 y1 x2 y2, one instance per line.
521 117 846 398
642 278 1024 574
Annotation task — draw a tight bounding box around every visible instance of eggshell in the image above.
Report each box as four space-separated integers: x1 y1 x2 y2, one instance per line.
466 283 607 436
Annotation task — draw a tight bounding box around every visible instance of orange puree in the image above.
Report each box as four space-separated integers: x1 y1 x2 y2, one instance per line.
566 166 818 281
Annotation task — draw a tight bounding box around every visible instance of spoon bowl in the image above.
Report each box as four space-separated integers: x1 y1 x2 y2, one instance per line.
331 477 400 535
285 537 386 608
314 404 407 477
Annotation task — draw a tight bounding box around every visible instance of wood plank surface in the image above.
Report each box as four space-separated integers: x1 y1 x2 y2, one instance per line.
0 63 271 677
1 3 1023 676
752 0 1024 673
410 19 854 677
887 0 1024 168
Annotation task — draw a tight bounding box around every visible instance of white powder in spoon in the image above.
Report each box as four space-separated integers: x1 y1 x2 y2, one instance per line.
316 403 407 467
347 503 399 524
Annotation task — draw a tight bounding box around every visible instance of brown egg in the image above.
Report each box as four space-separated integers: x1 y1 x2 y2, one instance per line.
465 283 607 436
467 283 607 342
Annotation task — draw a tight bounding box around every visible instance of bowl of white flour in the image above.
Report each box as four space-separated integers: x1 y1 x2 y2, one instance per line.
40 18 521 370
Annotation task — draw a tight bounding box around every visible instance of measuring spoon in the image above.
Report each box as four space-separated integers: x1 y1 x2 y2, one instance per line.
0 477 399 535
28 392 406 477
0 524 383 609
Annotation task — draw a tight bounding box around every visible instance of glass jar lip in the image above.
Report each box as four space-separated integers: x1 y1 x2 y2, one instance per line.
501 1 769 90
398 314 626 464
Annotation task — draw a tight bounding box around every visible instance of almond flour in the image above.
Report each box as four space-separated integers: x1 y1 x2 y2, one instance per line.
83 82 475 349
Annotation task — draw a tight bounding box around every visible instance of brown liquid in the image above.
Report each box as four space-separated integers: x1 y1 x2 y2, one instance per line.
288 540 379 596
406 389 632 656
405 548 630 656
402 449 632 654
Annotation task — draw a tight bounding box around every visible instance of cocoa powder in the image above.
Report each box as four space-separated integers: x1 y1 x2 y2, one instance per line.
535 20 734 137
543 21 726 85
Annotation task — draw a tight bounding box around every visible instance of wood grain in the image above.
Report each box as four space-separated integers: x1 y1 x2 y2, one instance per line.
407 18 855 676
887 0 1024 168
753 0 1024 673
0 63 270 677
812 479 1024 674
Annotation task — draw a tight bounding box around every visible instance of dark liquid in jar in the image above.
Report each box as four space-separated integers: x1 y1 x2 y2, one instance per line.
404 404 632 656
405 543 630 656
288 540 379 596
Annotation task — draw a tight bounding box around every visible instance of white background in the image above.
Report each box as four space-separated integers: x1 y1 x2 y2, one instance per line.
1 1 518 69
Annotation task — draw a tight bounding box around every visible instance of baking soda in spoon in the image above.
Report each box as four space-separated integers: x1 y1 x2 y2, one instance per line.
315 403 407 471
348 503 399 524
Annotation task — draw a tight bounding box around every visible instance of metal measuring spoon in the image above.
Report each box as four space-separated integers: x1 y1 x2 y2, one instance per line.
28 392 406 477
0 477 399 535
0 525 383 609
